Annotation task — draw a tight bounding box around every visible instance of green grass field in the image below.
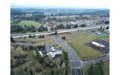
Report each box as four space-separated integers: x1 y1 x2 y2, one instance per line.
83 62 109 75
17 21 42 27
66 31 109 60
15 35 54 44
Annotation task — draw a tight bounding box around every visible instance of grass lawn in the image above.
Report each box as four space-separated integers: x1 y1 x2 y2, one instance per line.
83 62 109 75
17 21 42 27
66 31 109 60
15 35 54 44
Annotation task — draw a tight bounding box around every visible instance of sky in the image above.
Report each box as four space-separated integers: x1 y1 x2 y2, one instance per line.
11 0 109 8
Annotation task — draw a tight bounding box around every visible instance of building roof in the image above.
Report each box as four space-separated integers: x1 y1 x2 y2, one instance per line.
39 51 43 57
47 50 62 58
91 41 105 48
51 47 55 52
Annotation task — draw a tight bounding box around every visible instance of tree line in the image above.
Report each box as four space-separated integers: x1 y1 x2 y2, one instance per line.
87 60 104 75
11 25 48 33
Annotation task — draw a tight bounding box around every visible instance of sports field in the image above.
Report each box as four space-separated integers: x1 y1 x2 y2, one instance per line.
17 21 42 27
66 31 109 60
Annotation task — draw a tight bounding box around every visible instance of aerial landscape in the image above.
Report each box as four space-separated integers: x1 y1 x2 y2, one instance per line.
11 1 109 75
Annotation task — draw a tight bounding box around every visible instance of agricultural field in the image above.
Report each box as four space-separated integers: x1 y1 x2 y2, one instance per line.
17 21 42 27
82 62 109 75
66 30 109 60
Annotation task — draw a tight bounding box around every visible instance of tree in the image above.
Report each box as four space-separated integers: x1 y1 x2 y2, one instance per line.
35 63 42 72
35 49 43 63
100 26 102 30
50 26 54 31
56 24 65 29
29 34 32 38
62 36 66 40
54 31 58 35
74 24 78 28
30 25 36 32
66 24 71 29
33 34 36 38
11 36 16 43
80 24 86 27
106 26 109 29
104 21 109 24
38 35 45 38
87 64 94 75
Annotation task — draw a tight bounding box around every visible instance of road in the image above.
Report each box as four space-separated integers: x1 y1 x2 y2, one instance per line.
52 35 109 75
53 35 83 75
82 55 109 66
11 24 108 38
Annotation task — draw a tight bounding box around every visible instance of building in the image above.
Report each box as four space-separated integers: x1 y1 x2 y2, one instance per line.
47 50 62 58
91 41 105 49
39 44 62 58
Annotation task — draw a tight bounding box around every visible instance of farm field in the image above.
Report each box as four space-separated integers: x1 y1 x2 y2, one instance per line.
82 62 109 75
17 21 42 27
66 30 109 60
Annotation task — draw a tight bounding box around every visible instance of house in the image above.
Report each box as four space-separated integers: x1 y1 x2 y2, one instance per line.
39 44 62 58
47 50 62 58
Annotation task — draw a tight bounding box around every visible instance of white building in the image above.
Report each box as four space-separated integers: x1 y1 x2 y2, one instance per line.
47 50 62 58
47 47 62 58
91 41 105 48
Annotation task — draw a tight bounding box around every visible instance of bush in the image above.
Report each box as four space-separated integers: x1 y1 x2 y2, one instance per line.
38 35 45 38
62 37 66 40
80 24 86 27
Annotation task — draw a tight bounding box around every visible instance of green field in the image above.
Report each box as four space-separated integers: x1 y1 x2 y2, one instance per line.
83 62 109 75
66 31 109 60
15 35 54 44
17 21 42 27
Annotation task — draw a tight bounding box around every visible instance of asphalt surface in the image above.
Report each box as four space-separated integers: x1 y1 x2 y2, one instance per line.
53 35 83 75
82 54 109 66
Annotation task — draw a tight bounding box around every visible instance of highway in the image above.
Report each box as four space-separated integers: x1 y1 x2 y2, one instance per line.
11 24 108 38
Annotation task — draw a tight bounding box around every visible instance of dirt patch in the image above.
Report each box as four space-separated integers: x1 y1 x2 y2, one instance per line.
58 32 71 38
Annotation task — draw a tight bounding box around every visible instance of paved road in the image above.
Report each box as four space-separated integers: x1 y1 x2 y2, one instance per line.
82 55 109 66
12 25 108 38
53 35 83 75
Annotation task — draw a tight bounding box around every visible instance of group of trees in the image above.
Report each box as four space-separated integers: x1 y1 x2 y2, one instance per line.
34 46 70 75
11 43 70 75
11 25 48 33
100 26 109 31
38 35 45 38
87 60 104 75
11 36 16 43
104 21 109 24
11 47 28 68
50 23 86 31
